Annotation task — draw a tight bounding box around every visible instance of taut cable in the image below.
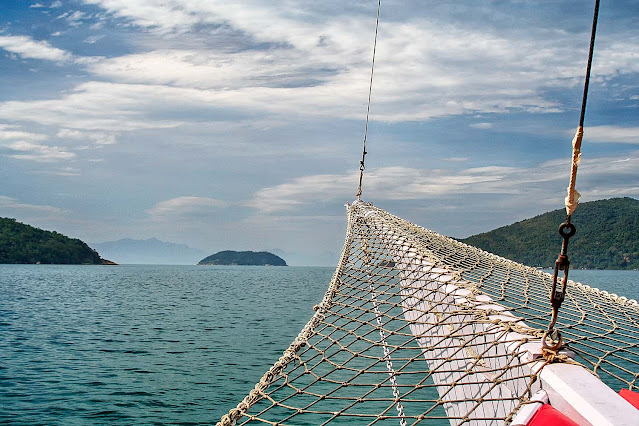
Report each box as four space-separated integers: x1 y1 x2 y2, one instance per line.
356 0 381 200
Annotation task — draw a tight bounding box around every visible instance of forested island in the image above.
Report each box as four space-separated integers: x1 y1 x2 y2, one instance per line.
461 197 639 269
0 218 114 264
198 250 287 266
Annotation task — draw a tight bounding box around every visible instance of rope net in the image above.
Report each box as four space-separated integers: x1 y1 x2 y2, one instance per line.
218 201 639 425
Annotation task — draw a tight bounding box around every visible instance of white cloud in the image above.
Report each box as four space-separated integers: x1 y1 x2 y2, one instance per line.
585 126 639 144
248 154 639 213
1 1 636 136
83 35 105 44
86 49 334 90
0 195 65 214
0 35 72 62
0 127 75 162
147 196 229 220
0 82 187 131
50 1 62 8
57 128 117 145
32 166 82 176
82 0 202 34
470 122 493 129
29 3 45 8
77 1 639 119
6 141 75 162
79 24 568 121
53 166 81 176
0 129 48 142
66 11 90 26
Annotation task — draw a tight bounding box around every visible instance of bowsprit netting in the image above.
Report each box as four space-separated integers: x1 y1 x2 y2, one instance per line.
218 201 639 426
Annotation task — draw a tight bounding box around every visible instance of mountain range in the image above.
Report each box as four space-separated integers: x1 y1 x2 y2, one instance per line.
90 238 206 265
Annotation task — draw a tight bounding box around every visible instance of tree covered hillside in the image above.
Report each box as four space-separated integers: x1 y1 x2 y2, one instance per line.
0 218 105 264
461 197 639 270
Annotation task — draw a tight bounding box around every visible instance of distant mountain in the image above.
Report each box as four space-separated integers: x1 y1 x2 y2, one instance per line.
198 250 287 266
91 238 206 265
461 197 639 270
0 218 113 264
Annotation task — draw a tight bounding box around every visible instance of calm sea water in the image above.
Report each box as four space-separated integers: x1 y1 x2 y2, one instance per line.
0 265 637 425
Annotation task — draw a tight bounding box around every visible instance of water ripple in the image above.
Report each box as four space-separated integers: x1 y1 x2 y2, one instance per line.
0 264 332 424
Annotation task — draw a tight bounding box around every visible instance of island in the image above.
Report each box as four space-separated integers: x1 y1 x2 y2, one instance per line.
198 250 287 266
461 197 639 269
0 217 116 265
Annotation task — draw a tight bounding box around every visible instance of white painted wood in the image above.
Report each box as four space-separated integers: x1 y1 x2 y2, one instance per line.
539 363 639 426
510 390 548 426
366 213 543 426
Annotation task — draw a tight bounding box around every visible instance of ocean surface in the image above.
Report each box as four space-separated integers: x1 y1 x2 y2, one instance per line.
1 265 637 425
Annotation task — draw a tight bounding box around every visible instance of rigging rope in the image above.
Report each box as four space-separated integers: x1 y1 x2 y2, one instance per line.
356 0 382 200
565 0 600 217
546 0 601 351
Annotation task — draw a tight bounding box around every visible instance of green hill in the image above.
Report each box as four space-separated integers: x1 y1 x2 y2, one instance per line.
461 197 639 270
0 218 112 264
198 250 287 266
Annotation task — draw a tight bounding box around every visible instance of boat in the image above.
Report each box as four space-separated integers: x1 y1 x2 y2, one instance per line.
217 1 639 424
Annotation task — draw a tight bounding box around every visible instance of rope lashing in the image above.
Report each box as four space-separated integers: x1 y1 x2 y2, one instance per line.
546 0 600 351
356 0 381 199
565 126 583 217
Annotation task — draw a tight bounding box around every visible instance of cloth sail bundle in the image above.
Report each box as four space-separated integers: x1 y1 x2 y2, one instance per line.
218 201 639 425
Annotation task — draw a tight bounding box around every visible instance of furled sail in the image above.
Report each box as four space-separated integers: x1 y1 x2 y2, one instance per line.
218 201 639 425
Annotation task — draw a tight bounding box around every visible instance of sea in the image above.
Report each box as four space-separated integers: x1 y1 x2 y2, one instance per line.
0 265 637 425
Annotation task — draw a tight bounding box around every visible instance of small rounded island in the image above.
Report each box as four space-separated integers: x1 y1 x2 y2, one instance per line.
198 250 287 266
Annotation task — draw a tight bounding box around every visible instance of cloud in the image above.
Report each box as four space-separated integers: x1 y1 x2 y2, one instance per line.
585 126 639 144
0 35 72 62
32 166 82 176
29 3 45 8
147 196 230 220
0 82 187 131
0 129 48 142
66 11 90 27
0 195 65 214
0 127 75 162
50 1 62 7
470 122 493 129
248 154 639 213
83 35 105 44
5 141 75 162
1 1 637 140
86 49 335 90
77 1 638 121
57 128 117 145
80 27 565 121
82 0 203 34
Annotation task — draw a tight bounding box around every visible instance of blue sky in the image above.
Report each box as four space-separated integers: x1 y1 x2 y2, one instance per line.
1 0 638 265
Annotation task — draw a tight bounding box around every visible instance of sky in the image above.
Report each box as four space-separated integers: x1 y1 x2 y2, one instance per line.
0 0 638 266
